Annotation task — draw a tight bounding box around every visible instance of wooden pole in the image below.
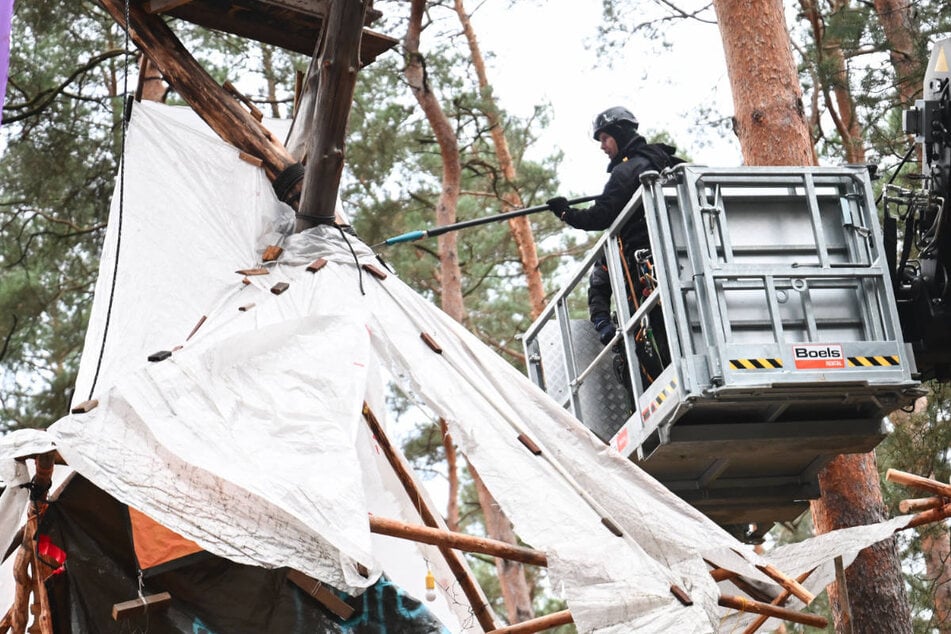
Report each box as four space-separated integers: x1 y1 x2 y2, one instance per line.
754 563 815 605
885 468 951 499
485 609 573 634
741 568 816 634
295 0 368 230
98 0 303 207
899 496 946 513
368 515 547 567
719 594 828 628
901 501 951 530
361 405 498 631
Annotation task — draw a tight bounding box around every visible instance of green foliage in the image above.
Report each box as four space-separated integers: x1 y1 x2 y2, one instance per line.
346 48 572 366
1 1 120 430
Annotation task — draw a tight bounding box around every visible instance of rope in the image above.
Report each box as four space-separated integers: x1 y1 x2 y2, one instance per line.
88 0 132 400
337 224 365 295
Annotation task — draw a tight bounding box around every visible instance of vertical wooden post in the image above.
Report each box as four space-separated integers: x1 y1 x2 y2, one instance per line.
295 0 369 231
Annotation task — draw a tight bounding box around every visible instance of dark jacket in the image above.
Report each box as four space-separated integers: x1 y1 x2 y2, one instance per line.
562 135 682 251
569 136 683 322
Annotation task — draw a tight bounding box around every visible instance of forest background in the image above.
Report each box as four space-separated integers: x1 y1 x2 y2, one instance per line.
1 0 950 631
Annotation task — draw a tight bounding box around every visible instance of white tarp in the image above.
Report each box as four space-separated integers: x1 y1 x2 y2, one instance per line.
0 101 926 633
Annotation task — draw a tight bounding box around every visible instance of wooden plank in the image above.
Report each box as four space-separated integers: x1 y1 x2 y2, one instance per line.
99 0 303 205
144 0 193 13
286 570 354 619
112 592 172 620
70 400 98 414
158 1 397 62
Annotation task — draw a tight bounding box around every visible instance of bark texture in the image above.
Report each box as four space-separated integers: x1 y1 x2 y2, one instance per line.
811 453 912 633
712 0 815 165
99 0 299 189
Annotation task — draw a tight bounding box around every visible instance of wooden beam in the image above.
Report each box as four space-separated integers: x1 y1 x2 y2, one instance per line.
741 568 816 634
286 569 354 619
111 592 172 620
719 594 827 628
485 609 573 634
901 500 951 530
885 468 951 499
368 515 547 567
898 496 945 513
295 0 368 230
98 0 303 207
754 563 814 605
361 404 497 631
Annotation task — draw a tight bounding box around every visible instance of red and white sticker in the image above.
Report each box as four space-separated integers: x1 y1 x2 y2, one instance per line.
613 427 629 454
792 343 845 369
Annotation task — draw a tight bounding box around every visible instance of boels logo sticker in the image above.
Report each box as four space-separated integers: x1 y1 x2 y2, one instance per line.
792 343 845 370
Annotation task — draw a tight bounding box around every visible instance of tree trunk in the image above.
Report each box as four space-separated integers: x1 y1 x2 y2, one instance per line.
811 453 912 632
872 0 924 107
923 526 951 633
135 55 167 103
712 0 814 166
405 0 464 323
260 44 281 119
799 0 866 163
439 419 460 532
712 1 911 630
469 463 536 625
453 0 546 319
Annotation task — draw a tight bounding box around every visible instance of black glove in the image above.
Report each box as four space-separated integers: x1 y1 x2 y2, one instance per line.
592 315 617 346
547 196 569 219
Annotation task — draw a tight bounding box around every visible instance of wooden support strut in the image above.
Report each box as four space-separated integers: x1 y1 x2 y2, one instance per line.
360 404 498 632
485 609 573 634
885 469 951 530
367 515 547 567
98 0 303 207
720 594 828 629
740 568 816 634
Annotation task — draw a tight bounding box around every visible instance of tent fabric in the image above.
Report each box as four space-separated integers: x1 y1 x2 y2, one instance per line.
40 475 450 634
128 506 203 574
0 100 925 632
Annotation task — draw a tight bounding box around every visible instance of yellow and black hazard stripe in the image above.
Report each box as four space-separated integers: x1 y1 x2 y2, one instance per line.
847 355 900 367
728 358 783 370
640 378 679 422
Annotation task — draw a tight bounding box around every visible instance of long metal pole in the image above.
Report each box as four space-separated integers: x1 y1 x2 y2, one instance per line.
376 195 598 247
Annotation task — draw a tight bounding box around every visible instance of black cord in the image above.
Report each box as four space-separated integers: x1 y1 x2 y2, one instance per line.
336 224 365 296
875 143 917 206
88 0 132 400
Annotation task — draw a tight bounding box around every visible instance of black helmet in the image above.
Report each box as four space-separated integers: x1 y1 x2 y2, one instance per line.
592 106 639 141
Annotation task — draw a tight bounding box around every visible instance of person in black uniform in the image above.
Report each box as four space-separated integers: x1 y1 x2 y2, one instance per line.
548 106 683 389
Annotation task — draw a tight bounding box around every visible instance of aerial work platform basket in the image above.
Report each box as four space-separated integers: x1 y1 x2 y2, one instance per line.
523 164 923 534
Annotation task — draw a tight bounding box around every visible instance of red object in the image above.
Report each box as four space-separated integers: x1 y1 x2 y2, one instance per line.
37 534 67 575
